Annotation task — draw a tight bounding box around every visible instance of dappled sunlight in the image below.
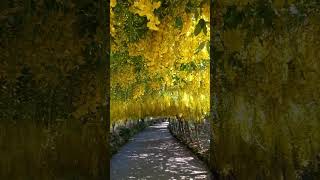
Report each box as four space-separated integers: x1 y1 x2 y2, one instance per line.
150 121 169 128
111 122 211 179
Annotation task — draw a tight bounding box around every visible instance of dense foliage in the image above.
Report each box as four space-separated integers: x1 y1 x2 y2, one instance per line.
0 0 109 179
111 0 319 179
211 0 320 179
110 0 210 124
0 0 108 124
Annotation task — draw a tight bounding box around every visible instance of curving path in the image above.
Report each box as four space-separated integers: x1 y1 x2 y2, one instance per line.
111 121 212 180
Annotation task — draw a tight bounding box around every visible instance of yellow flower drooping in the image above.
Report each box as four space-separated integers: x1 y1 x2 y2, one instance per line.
130 0 161 31
133 85 145 99
111 0 117 8
111 0 210 122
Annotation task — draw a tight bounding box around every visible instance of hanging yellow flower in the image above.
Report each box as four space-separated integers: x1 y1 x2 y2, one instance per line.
130 0 161 31
111 0 117 8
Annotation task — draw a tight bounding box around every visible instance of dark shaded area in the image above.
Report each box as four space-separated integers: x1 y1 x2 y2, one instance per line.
210 0 320 179
0 0 110 179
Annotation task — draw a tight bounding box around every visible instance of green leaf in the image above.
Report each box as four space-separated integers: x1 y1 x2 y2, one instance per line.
195 41 206 54
180 62 197 72
203 24 207 35
199 19 206 27
175 16 183 30
194 23 202 36
194 19 206 36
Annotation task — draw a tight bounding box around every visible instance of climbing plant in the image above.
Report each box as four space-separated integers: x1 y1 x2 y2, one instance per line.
110 0 210 124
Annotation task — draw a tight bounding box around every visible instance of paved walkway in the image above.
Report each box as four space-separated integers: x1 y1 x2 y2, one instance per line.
111 121 212 179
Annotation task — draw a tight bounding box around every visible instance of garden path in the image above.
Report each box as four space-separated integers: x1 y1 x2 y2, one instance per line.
110 121 211 179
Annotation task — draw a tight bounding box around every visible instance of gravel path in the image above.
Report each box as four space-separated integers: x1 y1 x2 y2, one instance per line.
111 121 212 180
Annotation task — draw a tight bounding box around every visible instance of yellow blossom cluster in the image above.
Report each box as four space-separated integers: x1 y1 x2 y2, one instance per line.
111 0 210 123
132 84 145 99
130 0 162 30
111 64 136 89
110 0 117 37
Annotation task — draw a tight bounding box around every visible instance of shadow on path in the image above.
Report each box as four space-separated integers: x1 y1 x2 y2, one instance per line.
111 121 212 179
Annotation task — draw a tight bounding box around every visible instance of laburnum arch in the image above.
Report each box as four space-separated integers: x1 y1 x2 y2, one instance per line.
110 0 210 123
110 0 320 179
